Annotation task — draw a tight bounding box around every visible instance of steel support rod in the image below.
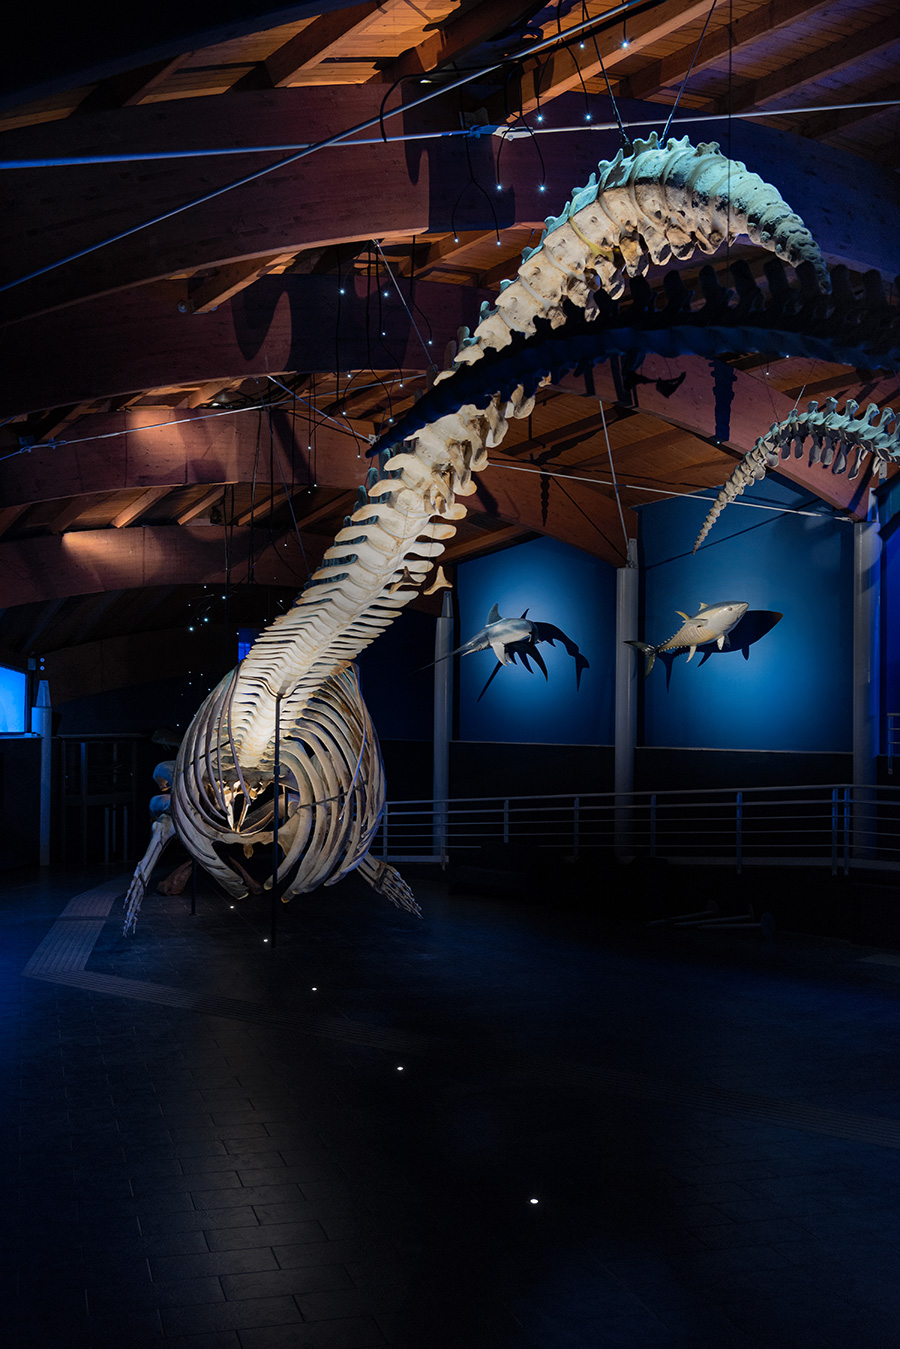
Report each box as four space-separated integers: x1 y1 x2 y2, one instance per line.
30 679 52 867
433 590 453 865
271 693 281 946
853 501 881 859
614 537 639 860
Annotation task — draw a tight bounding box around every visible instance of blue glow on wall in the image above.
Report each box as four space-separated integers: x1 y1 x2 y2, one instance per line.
457 535 615 744
639 474 853 752
0 665 27 734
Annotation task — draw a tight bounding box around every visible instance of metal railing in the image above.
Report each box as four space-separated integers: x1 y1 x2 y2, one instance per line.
374 783 900 875
889 712 900 775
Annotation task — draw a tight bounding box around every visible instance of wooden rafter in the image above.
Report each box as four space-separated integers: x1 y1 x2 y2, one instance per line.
372 0 533 85
174 487 226 525
111 487 171 529
188 253 298 314
48 497 93 534
504 0 713 116
789 82 900 140
236 2 380 89
0 504 30 539
709 13 900 115
623 0 834 103
73 55 191 113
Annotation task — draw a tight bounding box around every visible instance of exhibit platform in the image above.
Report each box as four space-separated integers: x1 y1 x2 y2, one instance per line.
5 861 900 1347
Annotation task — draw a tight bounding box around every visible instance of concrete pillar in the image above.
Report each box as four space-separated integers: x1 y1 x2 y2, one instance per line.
433 589 453 862
30 679 52 867
852 500 881 857
615 538 639 858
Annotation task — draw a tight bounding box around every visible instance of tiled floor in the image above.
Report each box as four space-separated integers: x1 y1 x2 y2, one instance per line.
5 860 900 1347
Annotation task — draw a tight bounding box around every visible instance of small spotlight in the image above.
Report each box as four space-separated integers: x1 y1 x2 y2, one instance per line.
585 112 592 122
396 1065 404 1072
453 235 459 244
529 1197 539 1205
538 183 546 192
263 938 269 943
311 986 318 991
229 905 234 909
536 113 544 123
621 37 630 48
339 287 345 295
495 183 502 192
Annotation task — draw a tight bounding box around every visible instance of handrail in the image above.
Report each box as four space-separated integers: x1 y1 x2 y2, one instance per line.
374 782 900 875
383 782 897 806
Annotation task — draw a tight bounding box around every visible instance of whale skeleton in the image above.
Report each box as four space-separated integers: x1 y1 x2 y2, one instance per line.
124 133 832 933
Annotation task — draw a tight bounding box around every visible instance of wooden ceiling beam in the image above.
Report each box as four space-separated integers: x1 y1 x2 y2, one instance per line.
0 504 30 539
4 91 899 324
73 55 190 113
188 252 298 314
551 356 893 519
47 496 93 534
504 0 713 115
440 522 531 565
20 597 68 654
623 0 834 102
372 0 534 85
110 486 171 528
0 525 324 608
46 588 127 650
0 277 491 419
712 13 900 115
790 81 900 140
174 486 225 525
238 3 381 89
295 488 356 530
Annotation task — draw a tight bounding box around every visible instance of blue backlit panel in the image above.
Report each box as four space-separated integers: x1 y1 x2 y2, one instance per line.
0 665 27 734
639 474 853 753
457 535 616 745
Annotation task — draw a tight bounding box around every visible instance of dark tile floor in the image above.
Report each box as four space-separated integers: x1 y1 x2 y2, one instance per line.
5 859 900 1347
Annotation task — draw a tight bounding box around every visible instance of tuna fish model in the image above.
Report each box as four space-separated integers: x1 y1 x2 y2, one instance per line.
627 601 749 676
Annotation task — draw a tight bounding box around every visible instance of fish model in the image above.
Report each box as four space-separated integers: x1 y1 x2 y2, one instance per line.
626 601 749 676
433 603 589 702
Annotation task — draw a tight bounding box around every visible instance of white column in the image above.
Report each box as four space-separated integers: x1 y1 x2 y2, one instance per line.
30 679 52 867
433 590 453 862
615 538 639 857
853 499 881 857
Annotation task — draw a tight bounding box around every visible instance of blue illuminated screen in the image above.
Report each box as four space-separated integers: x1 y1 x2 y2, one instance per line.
0 665 27 733
238 628 261 662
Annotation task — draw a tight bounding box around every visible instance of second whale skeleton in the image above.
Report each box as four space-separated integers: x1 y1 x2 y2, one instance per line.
124 131 857 932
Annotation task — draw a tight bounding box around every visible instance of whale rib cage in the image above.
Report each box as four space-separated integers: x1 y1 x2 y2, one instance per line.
125 133 845 932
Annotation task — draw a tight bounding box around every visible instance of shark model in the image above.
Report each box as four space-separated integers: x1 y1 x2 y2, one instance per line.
433 603 589 702
627 601 749 676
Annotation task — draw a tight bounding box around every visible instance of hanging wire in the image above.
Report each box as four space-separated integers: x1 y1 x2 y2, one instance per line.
484 460 844 520
372 237 437 371
561 3 593 123
662 0 718 144
597 399 630 548
589 8 630 148
450 123 505 246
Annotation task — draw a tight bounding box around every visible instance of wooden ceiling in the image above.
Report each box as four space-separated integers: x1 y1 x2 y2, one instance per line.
1 0 898 686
